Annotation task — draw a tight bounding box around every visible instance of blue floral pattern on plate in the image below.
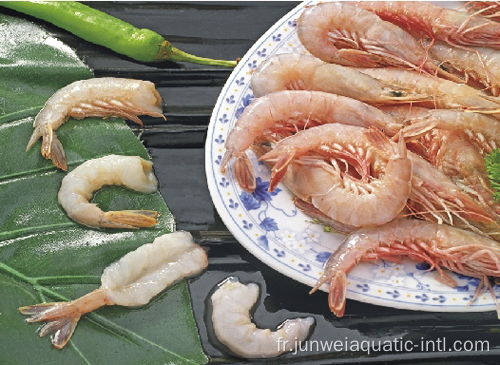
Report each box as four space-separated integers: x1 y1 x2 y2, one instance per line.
205 0 499 313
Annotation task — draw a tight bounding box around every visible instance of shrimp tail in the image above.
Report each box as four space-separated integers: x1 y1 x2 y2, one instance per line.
26 125 42 152
221 149 256 192
328 271 347 318
260 148 296 192
399 120 439 142
49 133 68 171
19 289 108 349
20 302 81 349
364 127 404 158
100 210 159 229
27 124 68 170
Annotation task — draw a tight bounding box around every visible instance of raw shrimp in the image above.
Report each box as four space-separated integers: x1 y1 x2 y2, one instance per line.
406 151 499 238
310 219 500 317
211 277 314 358
58 154 159 229
259 124 412 227
426 129 500 216
357 1 500 48
251 53 427 104
20 231 208 349
382 105 500 218
26 77 165 170
382 105 500 154
427 40 500 96
359 67 500 118
297 2 459 81
220 90 403 191
465 1 500 21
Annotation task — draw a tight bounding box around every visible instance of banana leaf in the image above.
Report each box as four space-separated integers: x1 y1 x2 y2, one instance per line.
0 13 208 365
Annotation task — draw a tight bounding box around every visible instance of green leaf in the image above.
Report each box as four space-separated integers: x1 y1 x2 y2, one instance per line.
485 148 500 202
0 13 208 365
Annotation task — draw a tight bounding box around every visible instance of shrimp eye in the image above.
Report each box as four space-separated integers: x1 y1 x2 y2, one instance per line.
390 91 405 97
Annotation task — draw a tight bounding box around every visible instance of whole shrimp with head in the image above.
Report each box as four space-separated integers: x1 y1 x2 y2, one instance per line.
220 90 403 192
312 219 500 318
425 40 500 97
251 53 428 104
356 1 500 49
382 105 500 220
27 77 165 170
259 124 412 228
359 67 500 118
58 154 159 229
296 2 460 81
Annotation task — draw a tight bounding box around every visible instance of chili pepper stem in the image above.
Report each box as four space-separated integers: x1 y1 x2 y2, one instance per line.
156 40 238 67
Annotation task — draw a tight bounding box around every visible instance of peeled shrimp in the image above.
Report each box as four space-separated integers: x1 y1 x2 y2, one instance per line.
357 1 500 48
297 2 458 81
259 124 412 227
359 67 500 118
311 219 500 318
26 77 165 170
221 90 403 191
58 154 159 229
211 277 314 358
251 53 426 104
20 231 208 349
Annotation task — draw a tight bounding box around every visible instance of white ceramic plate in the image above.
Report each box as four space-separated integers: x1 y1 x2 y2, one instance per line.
205 1 499 312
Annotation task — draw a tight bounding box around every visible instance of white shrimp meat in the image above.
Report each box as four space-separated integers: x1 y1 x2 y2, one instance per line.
211 277 314 358
20 231 208 349
58 154 159 229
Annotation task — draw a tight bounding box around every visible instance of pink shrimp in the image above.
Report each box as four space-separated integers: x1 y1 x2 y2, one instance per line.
250 53 428 103
311 218 500 318
406 150 500 239
427 40 500 96
359 67 500 118
356 1 500 48
427 129 500 216
381 105 500 220
220 90 403 192
465 1 500 22
259 124 412 227
296 2 459 81
382 105 500 154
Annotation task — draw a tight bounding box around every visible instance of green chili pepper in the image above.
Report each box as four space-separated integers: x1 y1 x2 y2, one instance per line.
0 1 238 67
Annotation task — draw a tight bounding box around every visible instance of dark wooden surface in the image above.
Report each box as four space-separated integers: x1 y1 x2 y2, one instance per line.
4 2 500 364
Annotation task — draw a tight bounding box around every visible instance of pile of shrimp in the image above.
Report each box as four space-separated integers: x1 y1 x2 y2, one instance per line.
221 1 500 318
